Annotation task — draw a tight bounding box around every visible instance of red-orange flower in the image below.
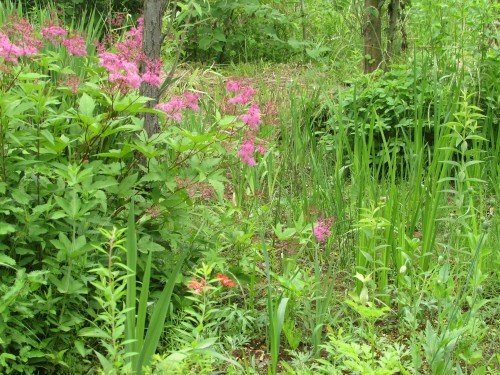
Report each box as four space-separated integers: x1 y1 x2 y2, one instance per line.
187 278 206 293
216 273 236 287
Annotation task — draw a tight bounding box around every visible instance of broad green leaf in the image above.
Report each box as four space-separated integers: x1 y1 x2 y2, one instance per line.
79 93 96 118
0 223 16 235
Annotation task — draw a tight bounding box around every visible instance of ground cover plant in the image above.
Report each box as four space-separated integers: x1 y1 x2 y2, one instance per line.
0 0 498 374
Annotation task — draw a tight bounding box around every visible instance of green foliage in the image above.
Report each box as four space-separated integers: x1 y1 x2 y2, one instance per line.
0 7 266 373
19 0 142 19
318 329 411 374
175 0 296 63
0 1 499 373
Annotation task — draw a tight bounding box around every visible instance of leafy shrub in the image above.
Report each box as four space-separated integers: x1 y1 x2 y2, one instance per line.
177 0 302 63
0 9 270 372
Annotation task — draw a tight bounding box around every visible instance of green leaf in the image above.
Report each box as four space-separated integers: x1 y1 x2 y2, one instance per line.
79 93 96 118
125 199 138 367
0 223 16 235
79 327 111 339
135 249 188 373
12 189 31 205
0 254 16 269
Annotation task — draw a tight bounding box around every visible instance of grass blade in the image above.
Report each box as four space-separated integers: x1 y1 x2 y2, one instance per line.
135 248 188 373
125 199 137 366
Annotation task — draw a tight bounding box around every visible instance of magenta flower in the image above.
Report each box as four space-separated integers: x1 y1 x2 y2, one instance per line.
156 92 201 123
240 104 261 129
256 145 267 155
238 140 256 166
41 26 67 42
61 35 86 56
313 217 334 242
3 16 43 58
225 80 241 92
183 91 201 112
0 32 23 63
228 86 256 105
98 52 142 90
142 58 162 87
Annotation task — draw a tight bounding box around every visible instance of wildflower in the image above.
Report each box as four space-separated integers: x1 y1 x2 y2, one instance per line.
61 34 86 56
41 25 67 42
0 32 23 63
256 144 267 155
216 274 236 287
238 139 256 166
183 91 201 112
3 15 43 57
156 91 201 123
187 278 206 294
156 96 184 123
98 51 142 90
141 58 163 87
240 104 261 129
313 217 334 242
228 86 256 105
109 13 125 28
59 74 82 94
225 80 241 92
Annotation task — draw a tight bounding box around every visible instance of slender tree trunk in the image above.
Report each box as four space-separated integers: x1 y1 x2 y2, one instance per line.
400 0 408 52
387 0 399 60
363 0 384 73
141 0 169 136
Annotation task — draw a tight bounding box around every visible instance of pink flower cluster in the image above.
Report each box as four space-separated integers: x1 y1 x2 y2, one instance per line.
0 16 87 64
225 80 268 166
225 80 256 106
156 91 201 123
41 26 67 42
240 103 261 130
41 22 86 56
60 34 86 56
237 139 267 167
98 52 142 90
97 17 162 93
313 216 335 242
0 16 42 63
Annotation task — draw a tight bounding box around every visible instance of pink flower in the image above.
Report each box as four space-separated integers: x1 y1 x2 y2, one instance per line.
156 91 201 123
109 13 125 28
238 140 256 166
313 217 334 242
183 91 201 112
240 104 261 129
225 80 241 92
256 145 267 154
3 16 43 57
59 74 82 94
216 274 236 287
0 32 23 63
98 52 142 90
228 86 256 105
156 96 184 122
187 278 206 294
141 58 162 87
41 26 67 42
61 34 86 56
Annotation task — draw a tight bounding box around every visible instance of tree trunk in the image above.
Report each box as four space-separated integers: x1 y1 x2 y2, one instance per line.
141 0 169 136
400 0 408 52
387 0 399 60
363 0 384 73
